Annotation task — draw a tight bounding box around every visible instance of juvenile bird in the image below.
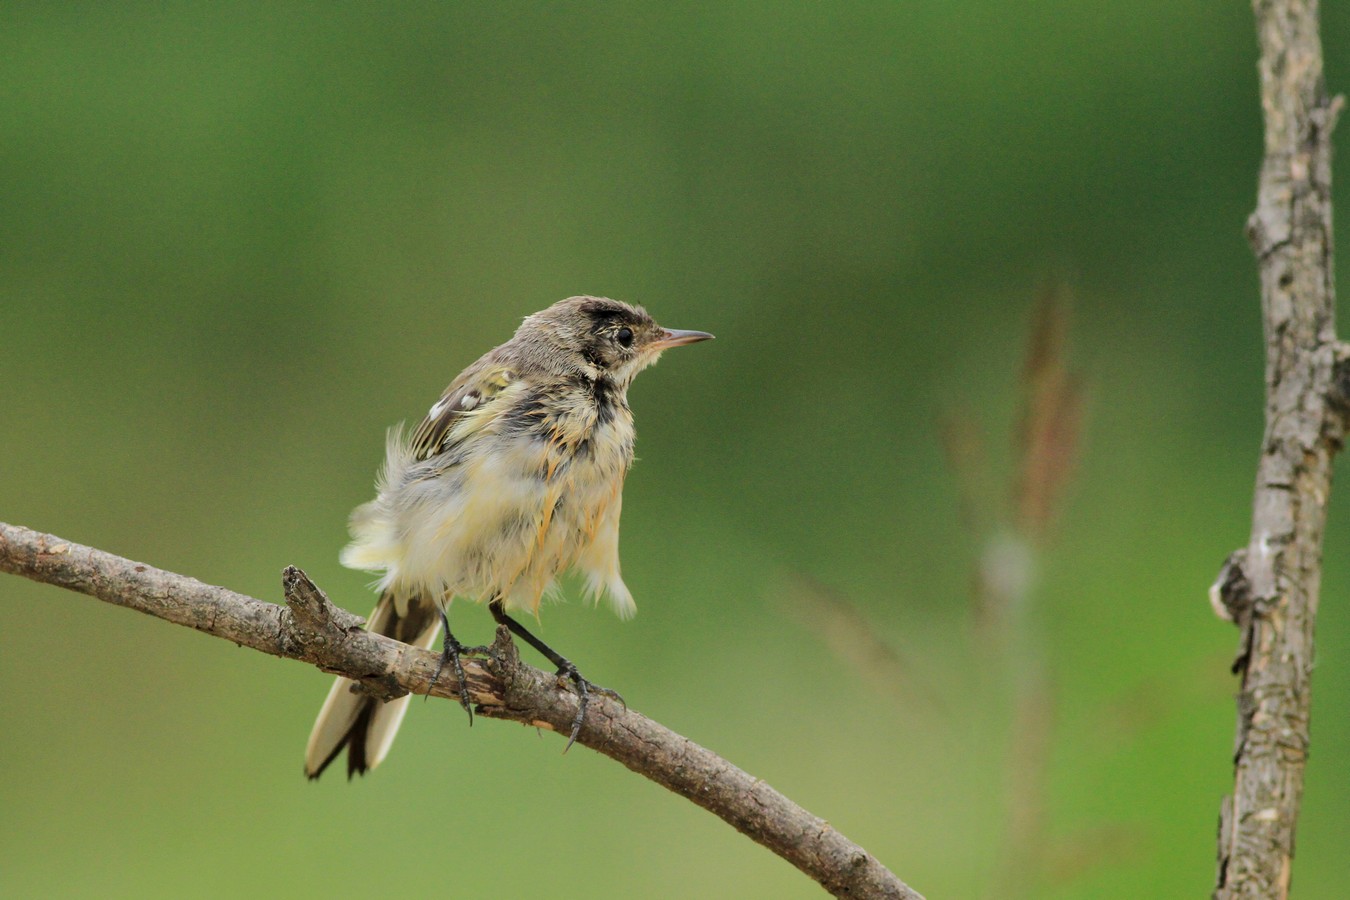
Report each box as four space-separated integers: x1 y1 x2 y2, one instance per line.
304 296 712 778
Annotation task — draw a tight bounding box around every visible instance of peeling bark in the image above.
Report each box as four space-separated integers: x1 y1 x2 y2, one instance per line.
1213 3 1345 896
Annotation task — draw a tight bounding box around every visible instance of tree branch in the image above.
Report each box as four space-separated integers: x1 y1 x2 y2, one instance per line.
0 521 921 900
1212 2 1345 896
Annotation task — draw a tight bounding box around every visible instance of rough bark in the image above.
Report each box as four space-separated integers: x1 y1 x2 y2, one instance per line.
1211 2 1347 896
0 521 921 900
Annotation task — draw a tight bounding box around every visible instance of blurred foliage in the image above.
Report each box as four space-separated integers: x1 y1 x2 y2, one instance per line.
3 3 1350 898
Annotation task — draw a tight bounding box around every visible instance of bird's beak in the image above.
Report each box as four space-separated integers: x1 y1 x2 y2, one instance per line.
651 328 714 350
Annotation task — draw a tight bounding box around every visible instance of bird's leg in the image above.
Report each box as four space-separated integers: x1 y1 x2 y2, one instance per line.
428 607 487 725
488 598 624 751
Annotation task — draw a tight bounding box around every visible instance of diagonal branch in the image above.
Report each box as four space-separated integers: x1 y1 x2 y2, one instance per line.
1211 2 1346 897
0 520 921 900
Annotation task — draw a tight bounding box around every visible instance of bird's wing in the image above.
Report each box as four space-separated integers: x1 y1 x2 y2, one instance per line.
408 361 518 461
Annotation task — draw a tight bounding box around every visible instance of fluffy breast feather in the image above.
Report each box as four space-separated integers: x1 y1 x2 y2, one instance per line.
341 380 637 617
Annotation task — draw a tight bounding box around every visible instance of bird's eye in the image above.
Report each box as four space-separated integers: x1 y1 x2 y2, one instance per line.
615 326 634 347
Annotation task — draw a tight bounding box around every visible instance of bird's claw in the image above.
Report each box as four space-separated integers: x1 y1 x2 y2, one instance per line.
555 662 623 752
428 636 488 725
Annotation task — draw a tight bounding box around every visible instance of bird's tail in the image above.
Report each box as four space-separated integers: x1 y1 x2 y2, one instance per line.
304 592 441 780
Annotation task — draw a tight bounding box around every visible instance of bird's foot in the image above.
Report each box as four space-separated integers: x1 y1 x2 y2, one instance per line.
428 633 489 725
554 660 625 752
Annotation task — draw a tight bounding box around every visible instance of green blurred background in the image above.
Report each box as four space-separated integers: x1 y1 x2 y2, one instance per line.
3 4 1349 897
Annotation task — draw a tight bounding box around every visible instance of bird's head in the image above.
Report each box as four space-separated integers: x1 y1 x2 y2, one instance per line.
518 296 713 385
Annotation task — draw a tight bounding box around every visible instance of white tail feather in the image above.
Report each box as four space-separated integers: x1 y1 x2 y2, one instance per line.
303 594 441 777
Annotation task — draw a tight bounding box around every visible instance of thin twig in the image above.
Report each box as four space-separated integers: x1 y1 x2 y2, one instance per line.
1212 2 1347 897
0 520 921 900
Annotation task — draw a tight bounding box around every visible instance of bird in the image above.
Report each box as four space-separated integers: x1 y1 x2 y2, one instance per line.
304 296 713 779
